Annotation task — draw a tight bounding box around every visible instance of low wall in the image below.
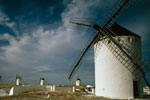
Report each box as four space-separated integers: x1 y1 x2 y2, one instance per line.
9 85 52 95
55 86 73 92
0 88 11 96
9 85 75 96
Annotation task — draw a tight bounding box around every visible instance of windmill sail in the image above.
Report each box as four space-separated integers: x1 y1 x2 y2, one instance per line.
68 0 150 87
68 0 130 80
69 21 150 86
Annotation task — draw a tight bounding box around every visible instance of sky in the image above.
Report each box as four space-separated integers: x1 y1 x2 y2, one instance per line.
0 0 149 85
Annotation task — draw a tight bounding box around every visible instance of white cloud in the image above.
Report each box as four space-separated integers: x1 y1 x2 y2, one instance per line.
0 0 117 84
0 11 18 35
0 33 14 40
0 11 10 23
0 21 90 84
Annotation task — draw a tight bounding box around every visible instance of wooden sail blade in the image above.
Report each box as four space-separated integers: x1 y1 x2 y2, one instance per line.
68 33 100 80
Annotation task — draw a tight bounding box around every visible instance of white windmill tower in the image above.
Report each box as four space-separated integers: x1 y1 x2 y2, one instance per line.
40 77 46 85
76 78 81 86
16 74 22 85
94 23 143 98
67 0 150 99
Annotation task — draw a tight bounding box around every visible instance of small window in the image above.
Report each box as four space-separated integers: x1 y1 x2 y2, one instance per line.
128 37 132 42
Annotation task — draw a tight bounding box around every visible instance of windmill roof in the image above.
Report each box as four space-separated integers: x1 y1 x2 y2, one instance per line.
40 78 45 80
76 78 81 81
108 23 140 38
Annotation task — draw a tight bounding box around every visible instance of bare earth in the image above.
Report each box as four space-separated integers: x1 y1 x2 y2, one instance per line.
0 91 115 100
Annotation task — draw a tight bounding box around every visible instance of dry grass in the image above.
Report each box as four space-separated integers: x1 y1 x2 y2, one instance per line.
0 91 114 100
0 85 16 89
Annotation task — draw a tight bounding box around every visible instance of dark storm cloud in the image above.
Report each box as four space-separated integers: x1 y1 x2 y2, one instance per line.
0 0 64 20
0 0 66 35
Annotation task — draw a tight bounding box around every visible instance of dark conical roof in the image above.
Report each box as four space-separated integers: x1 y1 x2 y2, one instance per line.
40 77 45 80
76 78 81 81
108 23 140 38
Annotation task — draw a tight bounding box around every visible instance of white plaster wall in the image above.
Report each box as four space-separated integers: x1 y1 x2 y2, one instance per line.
55 86 73 92
8 85 76 96
9 85 49 95
52 85 55 91
94 36 142 99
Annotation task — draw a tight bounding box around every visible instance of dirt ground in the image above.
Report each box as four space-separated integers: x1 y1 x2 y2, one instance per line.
0 91 114 100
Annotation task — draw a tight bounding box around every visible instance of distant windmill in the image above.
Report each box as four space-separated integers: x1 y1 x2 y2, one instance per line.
16 74 22 85
15 74 27 85
40 77 46 85
67 0 150 99
0 75 4 85
76 78 81 86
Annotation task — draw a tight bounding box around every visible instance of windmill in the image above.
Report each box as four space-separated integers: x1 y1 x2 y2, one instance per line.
40 77 46 85
16 74 22 85
67 0 150 99
76 78 81 86
15 74 28 85
0 75 4 85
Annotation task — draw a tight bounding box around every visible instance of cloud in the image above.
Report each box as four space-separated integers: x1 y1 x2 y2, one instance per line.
0 33 14 40
61 0 115 26
0 11 10 22
0 11 18 35
0 20 92 84
0 0 98 84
